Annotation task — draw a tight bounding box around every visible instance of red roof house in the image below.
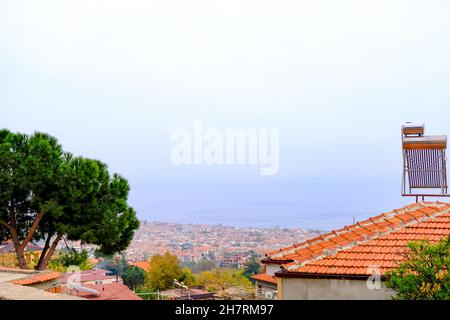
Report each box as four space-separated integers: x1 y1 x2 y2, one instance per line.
254 202 450 299
129 260 150 272
69 282 142 300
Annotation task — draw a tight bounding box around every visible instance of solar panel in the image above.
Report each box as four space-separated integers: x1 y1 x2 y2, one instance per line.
401 123 448 200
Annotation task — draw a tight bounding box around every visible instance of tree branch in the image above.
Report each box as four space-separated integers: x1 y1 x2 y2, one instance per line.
35 233 53 270
19 211 45 250
0 219 14 233
38 233 63 270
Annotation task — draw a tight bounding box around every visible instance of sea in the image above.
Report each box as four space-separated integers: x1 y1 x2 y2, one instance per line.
128 178 423 231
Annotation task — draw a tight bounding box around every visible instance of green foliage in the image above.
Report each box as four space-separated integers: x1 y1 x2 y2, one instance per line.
180 267 199 287
48 249 93 272
99 254 128 276
181 259 217 273
197 268 253 292
138 253 254 296
143 252 183 291
0 130 63 242
243 255 264 280
134 287 161 300
122 266 146 290
385 237 450 300
51 156 140 255
0 130 139 269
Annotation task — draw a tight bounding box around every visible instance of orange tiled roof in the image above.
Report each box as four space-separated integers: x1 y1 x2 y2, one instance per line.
74 283 142 300
266 202 450 277
252 273 277 284
12 271 61 286
130 260 150 272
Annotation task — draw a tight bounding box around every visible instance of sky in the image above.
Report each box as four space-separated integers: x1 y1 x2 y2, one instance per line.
1 1 450 229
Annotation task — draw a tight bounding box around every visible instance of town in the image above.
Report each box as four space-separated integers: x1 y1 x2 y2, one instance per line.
125 221 323 267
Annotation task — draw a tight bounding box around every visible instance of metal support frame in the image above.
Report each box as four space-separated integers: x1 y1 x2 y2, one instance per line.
401 124 448 202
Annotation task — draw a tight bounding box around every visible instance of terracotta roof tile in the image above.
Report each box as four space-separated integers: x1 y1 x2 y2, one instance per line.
265 202 450 277
71 283 142 300
251 273 277 284
12 271 61 286
130 260 150 272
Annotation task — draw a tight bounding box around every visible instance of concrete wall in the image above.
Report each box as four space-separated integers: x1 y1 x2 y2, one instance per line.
29 278 60 291
0 282 83 300
279 277 394 300
265 264 281 276
0 270 83 300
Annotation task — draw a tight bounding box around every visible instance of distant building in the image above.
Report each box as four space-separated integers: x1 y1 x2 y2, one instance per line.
255 202 450 300
61 268 117 286
129 260 150 272
219 254 243 268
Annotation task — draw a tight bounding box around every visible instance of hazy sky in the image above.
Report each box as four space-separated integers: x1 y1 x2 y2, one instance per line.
1 1 450 228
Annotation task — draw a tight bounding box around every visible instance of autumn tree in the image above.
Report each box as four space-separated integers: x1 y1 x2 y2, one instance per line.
144 252 182 291
0 130 139 270
197 268 252 292
180 267 199 287
385 237 450 300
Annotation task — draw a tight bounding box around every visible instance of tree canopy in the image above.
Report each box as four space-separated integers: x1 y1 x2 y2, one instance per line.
47 249 93 272
243 255 264 280
0 130 139 270
197 268 252 292
385 237 450 300
143 252 182 291
122 265 146 291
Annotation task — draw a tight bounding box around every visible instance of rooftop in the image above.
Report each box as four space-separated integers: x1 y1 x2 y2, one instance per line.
0 267 83 300
69 282 142 300
251 273 277 285
0 241 43 254
263 202 450 278
60 268 114 284
129 260 150 272
12 271 61 286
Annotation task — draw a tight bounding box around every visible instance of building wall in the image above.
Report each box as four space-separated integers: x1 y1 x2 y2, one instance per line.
29 279 61 292
255 281 277 300
265 264 281 276
255 280 277 291
279 277 394 300
83 278 115 285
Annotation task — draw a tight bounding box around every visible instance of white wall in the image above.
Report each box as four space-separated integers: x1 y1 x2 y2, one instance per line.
280 277 394 300
265 264 282 276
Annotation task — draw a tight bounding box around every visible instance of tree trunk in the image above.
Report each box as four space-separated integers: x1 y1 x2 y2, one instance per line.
37 233 63 270
35 234 52 270
11 231 29 269
1 209 44 270
14 242 28 269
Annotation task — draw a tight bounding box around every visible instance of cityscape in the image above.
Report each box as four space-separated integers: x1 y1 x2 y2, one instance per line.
126 221 324 266
1 0 450 312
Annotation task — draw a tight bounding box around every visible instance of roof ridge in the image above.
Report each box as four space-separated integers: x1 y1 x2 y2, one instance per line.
269 204 415 259
268 202 449 260
282 203 450 271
